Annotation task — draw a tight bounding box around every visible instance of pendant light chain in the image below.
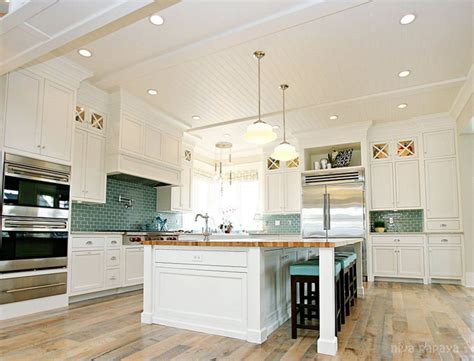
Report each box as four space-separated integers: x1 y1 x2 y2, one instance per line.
257 55 261 121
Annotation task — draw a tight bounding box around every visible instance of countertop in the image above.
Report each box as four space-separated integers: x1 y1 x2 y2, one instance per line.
142 237 363 248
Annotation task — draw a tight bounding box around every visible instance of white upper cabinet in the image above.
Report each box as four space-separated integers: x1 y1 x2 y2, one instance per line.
424 157 459 219
284 171 301 212
394 160 421 209
40 80 74 161
370 162 394 209
264 156 301 214
266 172 283 213
4 70 43 154
4 70 74 162
72 128 106 203
423 130 456 158
369 137 421 210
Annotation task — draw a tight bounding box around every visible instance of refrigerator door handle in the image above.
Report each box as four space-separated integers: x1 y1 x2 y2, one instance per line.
323 193 328 230
327 193 331 230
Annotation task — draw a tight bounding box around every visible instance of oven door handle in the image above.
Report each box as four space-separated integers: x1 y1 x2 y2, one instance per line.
2 218 69 231
5 165 70 185
5 282 66 294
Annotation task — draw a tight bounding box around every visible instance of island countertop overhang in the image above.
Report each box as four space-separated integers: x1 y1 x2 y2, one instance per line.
141 237 364 248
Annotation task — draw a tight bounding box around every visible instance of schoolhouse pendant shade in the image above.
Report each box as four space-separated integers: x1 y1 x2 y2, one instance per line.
244 120 277 144
271 84 299 161
271 141 299 161
244 50 276 145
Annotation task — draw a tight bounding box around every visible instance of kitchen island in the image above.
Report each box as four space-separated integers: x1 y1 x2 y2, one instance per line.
141 237 364 356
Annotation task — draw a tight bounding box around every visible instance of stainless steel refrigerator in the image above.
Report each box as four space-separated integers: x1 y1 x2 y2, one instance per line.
301 167 366 272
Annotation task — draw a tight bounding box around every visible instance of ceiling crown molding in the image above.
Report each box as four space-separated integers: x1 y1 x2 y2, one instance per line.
450 64 473 121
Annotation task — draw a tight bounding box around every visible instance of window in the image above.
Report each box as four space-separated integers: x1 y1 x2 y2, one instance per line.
183 170 261 232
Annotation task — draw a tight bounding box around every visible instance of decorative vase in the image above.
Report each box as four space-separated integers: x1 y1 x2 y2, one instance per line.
320 158 328 169
375 227 385 233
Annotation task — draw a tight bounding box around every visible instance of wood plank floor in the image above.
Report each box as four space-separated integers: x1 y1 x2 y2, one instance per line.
0 282 472 360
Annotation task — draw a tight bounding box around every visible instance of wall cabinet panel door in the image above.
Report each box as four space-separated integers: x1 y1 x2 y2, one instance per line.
144 125 162 161
40 80 74 161
4 70 42 154
370 163 394 209
84 133 106 202
284 171 301 212
123 247 144 286
423 130 455 158
266 173 283 213
429 246 462 278
398 247 424 277
162 135 180 166
395 160 421 208
71 129 87 199
70 250 104 293
372 246 397 276
121 116 143 155
425 158 459 219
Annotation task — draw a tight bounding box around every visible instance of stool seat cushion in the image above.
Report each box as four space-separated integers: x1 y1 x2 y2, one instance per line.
335 252 357 264
290 260 341 276
335 256 354 268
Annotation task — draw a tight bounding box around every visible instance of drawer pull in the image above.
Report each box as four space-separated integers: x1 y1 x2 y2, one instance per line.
441 239 448 242
110 276 116 280
111 241 117 245
394 239 400 242
111 256 117 260
86 241 93 245
440 224 447 227
6 282 66 293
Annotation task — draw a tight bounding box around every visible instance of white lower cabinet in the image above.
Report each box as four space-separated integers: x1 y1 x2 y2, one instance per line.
123 246 144 286
70 235 143 296
428 246 463 279
372 245 424 279
70 250 104 293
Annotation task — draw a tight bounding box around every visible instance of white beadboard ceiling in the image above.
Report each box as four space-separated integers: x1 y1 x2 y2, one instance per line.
63 0 473 154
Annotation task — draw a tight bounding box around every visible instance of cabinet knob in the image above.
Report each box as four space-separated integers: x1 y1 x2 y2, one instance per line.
42 146 45 149
86 241 92 245
111 241 117 245
37 145 41 148
110 276 116 280
111 256 117 260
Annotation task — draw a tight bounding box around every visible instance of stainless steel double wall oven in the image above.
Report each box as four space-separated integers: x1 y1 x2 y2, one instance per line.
0 154 71 304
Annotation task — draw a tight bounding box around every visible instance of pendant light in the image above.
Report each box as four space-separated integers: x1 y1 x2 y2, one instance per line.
243 51 277 145
271 84 299 161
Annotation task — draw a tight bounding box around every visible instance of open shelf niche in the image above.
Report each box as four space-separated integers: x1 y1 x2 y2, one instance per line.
304 142 362 171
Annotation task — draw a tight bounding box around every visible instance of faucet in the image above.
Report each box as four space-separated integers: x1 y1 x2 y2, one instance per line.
195 213 211 241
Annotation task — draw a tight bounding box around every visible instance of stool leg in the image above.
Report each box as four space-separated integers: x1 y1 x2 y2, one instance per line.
299 279 305 326
351 263 357 306
346 271 351 317
291 277 297 339
340 272 346 325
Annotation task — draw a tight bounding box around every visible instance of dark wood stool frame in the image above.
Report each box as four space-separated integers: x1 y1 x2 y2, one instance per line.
290 272 342 339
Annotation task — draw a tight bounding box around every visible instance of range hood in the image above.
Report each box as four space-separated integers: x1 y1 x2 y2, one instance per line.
107 173 172 188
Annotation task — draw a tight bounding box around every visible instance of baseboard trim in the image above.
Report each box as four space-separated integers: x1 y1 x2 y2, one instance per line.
465 272 474 288
317 336 338 356
69 285 143 303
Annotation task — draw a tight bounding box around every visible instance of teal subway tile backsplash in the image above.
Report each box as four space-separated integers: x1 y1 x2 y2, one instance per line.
370 209 423 233
263 214 301 234
71 178 182 232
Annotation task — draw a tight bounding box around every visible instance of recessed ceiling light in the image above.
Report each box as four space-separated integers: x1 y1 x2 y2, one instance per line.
272 125 280 129
149 14 164 26
223 133 231 138
398 70 411 78
78 49 92 57
397 103 408 109
329 115 338 120
192 115 200 120
147 89 158 96
400 14 416 25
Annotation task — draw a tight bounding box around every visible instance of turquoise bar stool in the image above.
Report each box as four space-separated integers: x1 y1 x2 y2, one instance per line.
289 260 342 339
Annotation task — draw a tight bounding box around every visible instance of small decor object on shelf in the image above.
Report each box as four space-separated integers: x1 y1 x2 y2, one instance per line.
333 148 353 168
314 161 321 170
320 158 329 169
374 221 385 233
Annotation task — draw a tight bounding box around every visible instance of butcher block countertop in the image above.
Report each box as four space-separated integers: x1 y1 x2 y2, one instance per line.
142 237 363 248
